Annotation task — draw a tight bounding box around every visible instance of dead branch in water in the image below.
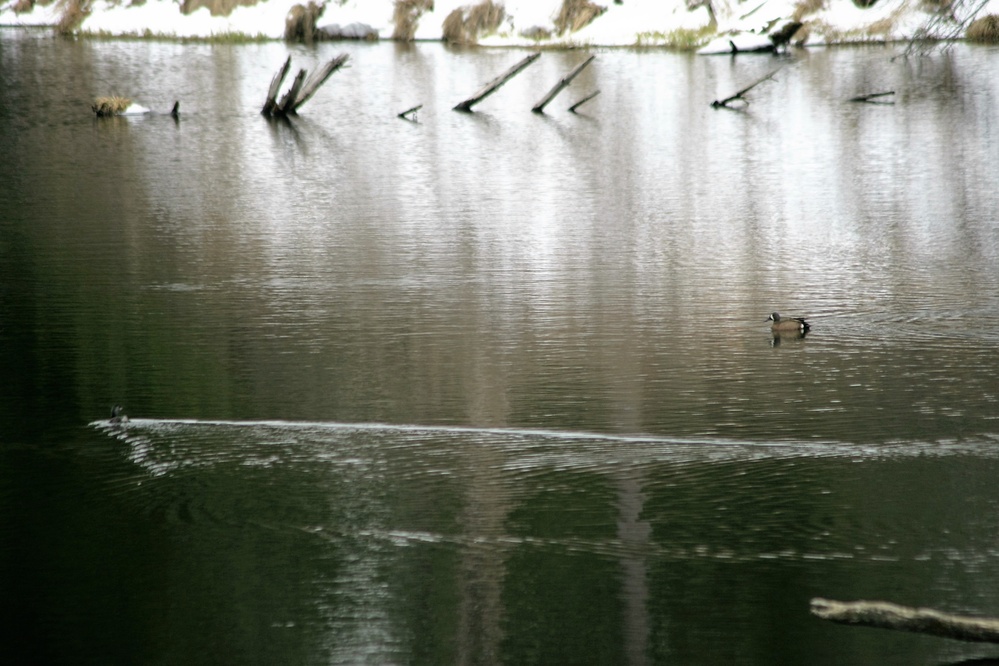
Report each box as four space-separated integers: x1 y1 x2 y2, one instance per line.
262 54 349 117
453 52 541 112
848 91 895 104
397 104 423 121
568 90 600 113
711 68 781 109
811 598 999 643
532 54 595 113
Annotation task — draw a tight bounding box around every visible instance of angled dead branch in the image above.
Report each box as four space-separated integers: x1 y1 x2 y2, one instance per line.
848 91 895 104
711 67 782 109
568 90 600 113
532 54 595 113
453 52 541 112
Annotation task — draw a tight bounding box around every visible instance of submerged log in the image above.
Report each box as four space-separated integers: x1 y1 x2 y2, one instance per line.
848 90 895 104
711 67 781 108
811 598 999 643
568 89 600 113
453 52 541 112
532 54 595 113
262 54 349 117
397 104 423 121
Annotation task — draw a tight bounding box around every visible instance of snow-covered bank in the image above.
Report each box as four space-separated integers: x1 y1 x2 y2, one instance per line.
2 0 998 48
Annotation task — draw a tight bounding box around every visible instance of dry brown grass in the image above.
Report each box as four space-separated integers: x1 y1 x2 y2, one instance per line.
792 0 825 21
442 0 505 44
181 0 261 16
284 1 324 42
392 0 433 41
967 14 999 42
553 0 605 35
92 96 131 116
55 0 91 34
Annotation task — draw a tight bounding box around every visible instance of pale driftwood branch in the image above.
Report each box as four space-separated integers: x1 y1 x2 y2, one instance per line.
397 104 422 121
810 598 999 643
453 52 541 112
711 67 781 109
292 54 350 112
532 54 595 113
848 90 895 104
568 90 600 113
262 55 292 115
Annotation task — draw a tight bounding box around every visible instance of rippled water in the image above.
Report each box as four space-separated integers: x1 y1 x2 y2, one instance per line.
2 29 999 665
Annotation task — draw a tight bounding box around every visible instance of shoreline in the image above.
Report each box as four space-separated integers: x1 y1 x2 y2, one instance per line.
2 0 998 50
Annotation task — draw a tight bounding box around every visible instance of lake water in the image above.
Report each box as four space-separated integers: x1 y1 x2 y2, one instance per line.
2 29 999 664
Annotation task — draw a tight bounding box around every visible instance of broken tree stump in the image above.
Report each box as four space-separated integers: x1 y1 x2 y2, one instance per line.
711 67 781 109
262 56 293 116
261 54 349 117
453 52 541 112
811 598 999 643
532 54 595 113
848 90 895 104
568 90 600 113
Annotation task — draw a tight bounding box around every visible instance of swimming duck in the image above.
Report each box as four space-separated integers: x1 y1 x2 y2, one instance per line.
110 405 129 425
767 312 810 334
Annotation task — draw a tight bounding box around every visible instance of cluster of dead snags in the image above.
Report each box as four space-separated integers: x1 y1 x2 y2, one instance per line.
259 50 600 121
257 49 895 123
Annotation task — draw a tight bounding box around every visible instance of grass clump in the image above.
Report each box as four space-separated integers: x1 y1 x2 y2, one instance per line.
967 14 999 42
554 0 606 35
635 26 714 49
392 0 433 41
55 0 92 34
92 95 131 116
792 0 825 21
284 1 324 42
442 0 505 44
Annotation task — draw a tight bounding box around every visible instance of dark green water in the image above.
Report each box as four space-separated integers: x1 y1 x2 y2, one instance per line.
2 30 999 664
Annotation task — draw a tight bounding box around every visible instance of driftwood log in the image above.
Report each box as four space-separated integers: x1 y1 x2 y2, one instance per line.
453 52 541 112
532 55 595 113
711 68 781 109
811 598 999 643
262 54 349 117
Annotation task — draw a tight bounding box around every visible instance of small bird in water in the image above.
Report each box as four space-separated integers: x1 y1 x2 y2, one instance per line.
110 404 129 425
767 312 810 334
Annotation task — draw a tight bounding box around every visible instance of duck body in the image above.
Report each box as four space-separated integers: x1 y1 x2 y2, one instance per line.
767 312 810 333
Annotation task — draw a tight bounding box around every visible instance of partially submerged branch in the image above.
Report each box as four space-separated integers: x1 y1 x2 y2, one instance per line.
811 598 999 643
397 104 423 121
568 90 600 113
453 52 541 112
711 68 781 108
848 91 895 104
532 54 595 113
261 54 349 117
